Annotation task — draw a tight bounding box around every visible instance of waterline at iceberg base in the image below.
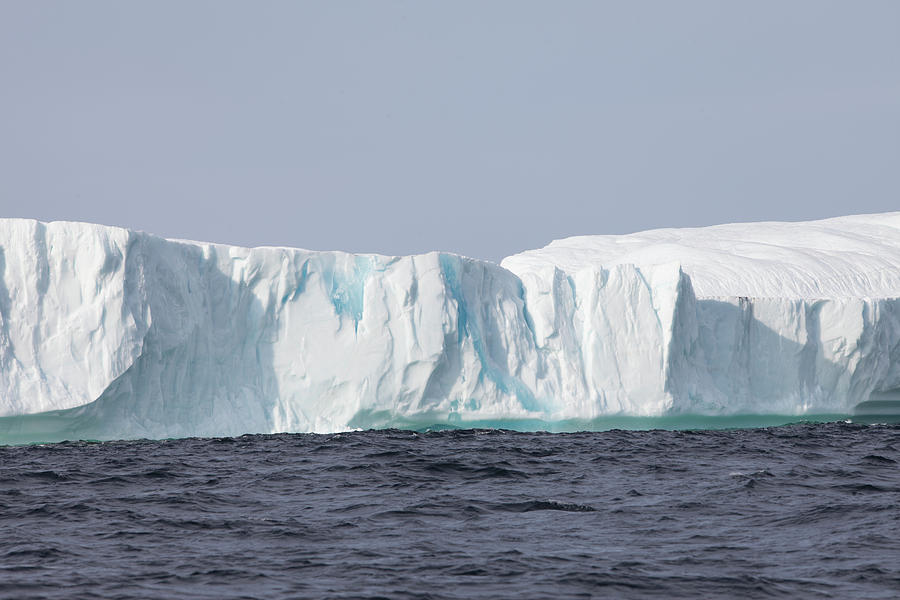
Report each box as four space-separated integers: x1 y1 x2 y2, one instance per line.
2 213 900 444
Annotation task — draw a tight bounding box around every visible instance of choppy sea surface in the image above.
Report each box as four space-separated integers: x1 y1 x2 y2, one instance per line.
2 423 900 599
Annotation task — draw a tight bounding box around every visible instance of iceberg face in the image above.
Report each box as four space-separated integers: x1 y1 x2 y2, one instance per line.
502 212 900 419
0 220 548 439
2 213 900 442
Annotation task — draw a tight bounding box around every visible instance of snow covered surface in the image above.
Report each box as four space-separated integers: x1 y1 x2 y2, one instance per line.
1 213 900 441
503 212 900 298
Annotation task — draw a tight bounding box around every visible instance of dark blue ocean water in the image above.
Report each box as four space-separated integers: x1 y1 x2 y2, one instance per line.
2 423 900 599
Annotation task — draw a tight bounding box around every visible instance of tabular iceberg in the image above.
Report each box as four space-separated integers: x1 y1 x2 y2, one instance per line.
1 213 899 442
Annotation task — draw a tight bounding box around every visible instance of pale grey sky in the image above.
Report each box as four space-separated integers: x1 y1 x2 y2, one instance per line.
1 1 898 262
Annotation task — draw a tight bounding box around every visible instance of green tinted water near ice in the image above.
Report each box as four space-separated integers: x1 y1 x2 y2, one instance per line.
3 402 897 445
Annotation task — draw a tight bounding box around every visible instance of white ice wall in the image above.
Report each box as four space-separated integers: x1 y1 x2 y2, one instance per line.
0 220 549 436
0 220 147 415
504 211 900 418
2 214 900 438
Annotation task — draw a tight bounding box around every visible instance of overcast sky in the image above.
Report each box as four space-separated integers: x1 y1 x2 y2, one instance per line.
1 1 898 262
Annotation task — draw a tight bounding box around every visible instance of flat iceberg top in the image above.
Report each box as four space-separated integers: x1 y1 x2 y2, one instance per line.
502 212 900 298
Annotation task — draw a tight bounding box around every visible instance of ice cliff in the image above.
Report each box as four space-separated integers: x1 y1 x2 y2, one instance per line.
2 213 900 441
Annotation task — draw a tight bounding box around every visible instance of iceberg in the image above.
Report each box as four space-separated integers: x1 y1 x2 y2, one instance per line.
1 213 900 442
